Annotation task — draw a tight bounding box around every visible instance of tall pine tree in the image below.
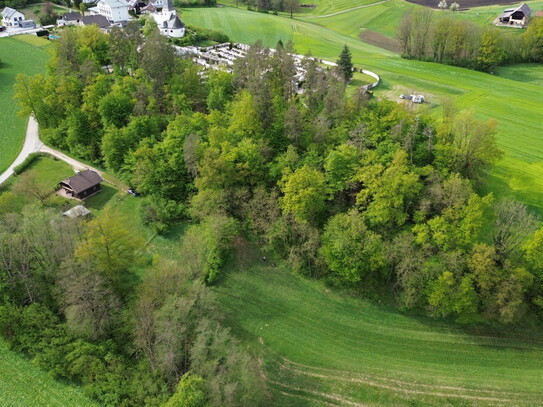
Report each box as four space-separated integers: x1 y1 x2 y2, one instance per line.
337 45 353 82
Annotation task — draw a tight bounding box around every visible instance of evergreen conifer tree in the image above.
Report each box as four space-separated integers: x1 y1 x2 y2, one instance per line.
337 45 353 82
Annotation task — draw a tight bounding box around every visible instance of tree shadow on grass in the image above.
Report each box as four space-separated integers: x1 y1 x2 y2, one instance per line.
84 184 118 211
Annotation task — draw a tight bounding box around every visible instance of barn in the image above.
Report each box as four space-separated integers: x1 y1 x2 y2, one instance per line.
496 3 531 27
59 169 104 200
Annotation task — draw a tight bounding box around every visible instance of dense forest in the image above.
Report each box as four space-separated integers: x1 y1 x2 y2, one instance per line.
398 11 543 71
3 20 543 405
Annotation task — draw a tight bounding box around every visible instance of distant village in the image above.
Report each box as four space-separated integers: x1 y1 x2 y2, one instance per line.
1 0 185 37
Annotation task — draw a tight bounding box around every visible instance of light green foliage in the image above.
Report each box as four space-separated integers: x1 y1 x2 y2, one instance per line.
356 149 422 227
98 91 134 128
320 211 386 283
427 271 478 320
74 209 144 282
324 143 360 194
477 30 506 72
280 165 327 223
181 215 239 283
163 372 207 407
414 193 493 251
206 70 234 112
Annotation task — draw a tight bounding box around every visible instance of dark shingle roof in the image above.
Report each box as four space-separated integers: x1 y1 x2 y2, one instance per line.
62 12 82 21
81 15 110 28
62 170 104 194
169 15 184 29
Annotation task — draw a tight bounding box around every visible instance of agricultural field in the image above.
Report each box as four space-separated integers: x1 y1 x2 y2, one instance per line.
181 1 543 213
217 253 543 406
0 36 51 175
0 340 99 407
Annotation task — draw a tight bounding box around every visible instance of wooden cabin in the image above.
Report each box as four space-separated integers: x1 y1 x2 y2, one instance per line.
59 169 103 200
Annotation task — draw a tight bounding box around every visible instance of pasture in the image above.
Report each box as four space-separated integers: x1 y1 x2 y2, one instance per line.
181 1 543 213
0 36 51 174
0 340 99 407
217 253 543 406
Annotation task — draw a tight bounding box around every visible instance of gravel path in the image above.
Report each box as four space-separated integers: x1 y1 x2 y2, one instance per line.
0 116 105 186
0 116 42 185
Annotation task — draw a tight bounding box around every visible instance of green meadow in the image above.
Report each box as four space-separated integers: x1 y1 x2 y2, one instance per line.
181 1 543 213
0 340 99 407
0 35 51 174
216 252 543 406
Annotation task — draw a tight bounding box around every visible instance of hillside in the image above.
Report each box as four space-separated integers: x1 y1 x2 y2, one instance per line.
217 251 543 406
181 0 543 213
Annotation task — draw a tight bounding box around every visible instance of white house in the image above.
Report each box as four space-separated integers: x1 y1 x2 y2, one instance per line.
1 7 25 26
151 0 185 38
94 0 130 23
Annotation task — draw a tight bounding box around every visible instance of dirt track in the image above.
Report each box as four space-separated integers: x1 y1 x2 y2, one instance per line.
405 0 519 9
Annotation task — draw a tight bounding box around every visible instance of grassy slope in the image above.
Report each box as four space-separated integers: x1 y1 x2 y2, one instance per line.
217 254 543 406
0 340 99 407
0 36 51 174
181 2 543 213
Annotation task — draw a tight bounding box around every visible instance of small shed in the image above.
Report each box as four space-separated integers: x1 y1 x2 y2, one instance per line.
63 205 92 219
60 169 104 200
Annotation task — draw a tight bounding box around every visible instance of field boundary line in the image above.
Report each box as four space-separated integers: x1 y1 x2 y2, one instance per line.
280 357 533 397
283 365 524 404
304 1 389 19
269 380 369 406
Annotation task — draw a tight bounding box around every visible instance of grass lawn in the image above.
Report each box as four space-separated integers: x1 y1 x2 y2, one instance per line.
0 340 99 407
216 250 543 406
0 36 51 175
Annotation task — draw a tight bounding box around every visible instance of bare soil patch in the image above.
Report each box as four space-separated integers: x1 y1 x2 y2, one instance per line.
405 0 518 9
359 30 401 53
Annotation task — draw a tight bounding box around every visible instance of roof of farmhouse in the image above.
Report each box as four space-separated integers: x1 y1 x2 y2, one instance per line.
61 170 104 194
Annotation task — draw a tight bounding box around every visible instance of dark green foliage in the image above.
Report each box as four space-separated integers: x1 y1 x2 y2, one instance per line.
337 44 353 82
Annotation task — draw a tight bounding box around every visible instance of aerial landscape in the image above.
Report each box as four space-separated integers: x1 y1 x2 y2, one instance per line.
0 0 542 405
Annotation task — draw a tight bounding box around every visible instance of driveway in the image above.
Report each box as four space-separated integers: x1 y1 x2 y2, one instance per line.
0 116 108 186
0 116 42 185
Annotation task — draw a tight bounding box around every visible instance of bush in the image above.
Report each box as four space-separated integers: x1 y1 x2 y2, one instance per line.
13 152 48 175
140 196 186 233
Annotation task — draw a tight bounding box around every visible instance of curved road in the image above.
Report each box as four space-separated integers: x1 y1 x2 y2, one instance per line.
0 116 105 186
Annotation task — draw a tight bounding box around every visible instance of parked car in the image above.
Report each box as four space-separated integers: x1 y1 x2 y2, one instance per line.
0 26 6 32
127 188 139 197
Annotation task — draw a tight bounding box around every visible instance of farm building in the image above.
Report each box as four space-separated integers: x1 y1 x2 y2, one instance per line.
495 3 531 27
59 169 103 200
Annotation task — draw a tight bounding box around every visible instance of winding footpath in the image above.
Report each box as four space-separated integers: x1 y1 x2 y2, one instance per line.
0 116 105 186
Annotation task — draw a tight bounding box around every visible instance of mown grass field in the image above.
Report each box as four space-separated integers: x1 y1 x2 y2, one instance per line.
217 253 543 406
0 36 51 175
0 340 99 407
181 1 543 213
